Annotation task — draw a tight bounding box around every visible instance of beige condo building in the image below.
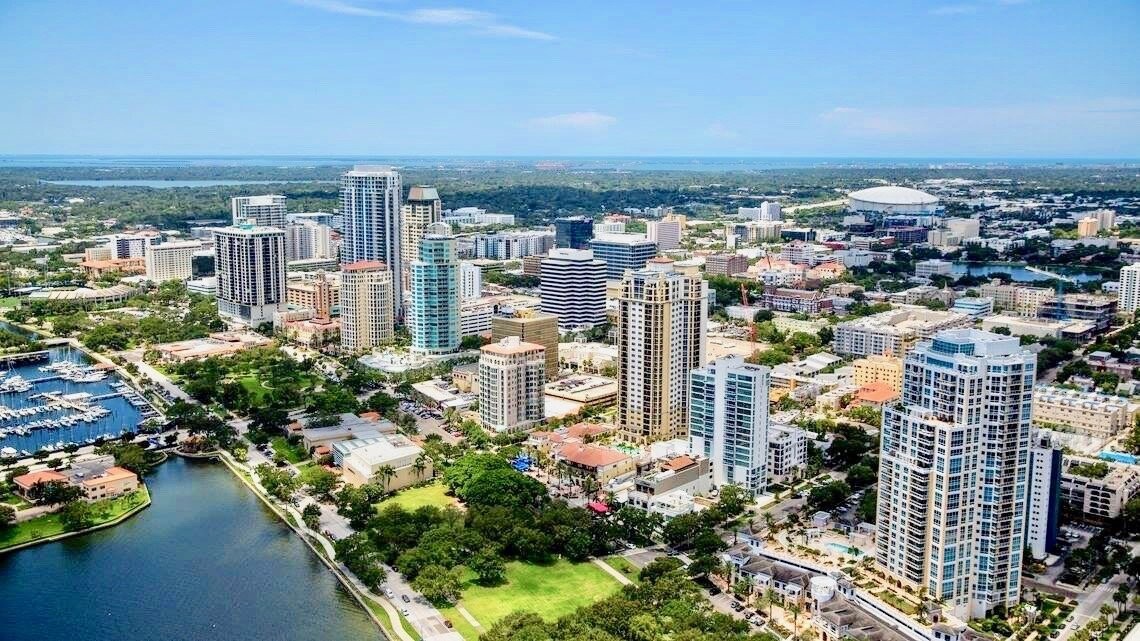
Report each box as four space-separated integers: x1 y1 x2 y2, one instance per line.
491 312 560 380
339 261 394 353
478 337 547 432
852 355 904 394
400 186 442 281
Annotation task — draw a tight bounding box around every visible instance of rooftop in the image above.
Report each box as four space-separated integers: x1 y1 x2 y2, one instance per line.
848 185 939 206
557 443 630 468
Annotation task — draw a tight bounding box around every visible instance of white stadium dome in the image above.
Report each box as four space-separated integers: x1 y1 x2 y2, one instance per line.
847 185 940 215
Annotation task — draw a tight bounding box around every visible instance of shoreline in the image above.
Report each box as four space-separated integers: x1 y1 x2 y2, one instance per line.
0 485 152 555
212 452 396 641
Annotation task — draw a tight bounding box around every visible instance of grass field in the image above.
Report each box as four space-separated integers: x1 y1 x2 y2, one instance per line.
364 600 422 641
603 555 641 583
0 297 21 309
377 482 455 512
438 559 622 639
0 486 150 550
270 436 308 464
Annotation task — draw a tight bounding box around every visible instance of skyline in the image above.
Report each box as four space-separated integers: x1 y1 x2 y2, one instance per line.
1 0 1139 157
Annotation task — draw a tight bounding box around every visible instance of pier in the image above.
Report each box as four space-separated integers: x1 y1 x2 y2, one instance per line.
0 350 50 365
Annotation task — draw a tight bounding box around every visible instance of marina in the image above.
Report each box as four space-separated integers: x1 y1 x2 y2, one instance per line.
0 346 158 456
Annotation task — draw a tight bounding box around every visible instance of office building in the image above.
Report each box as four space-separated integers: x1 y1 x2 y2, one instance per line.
214 221 287 325
340 166 402 319
284 219 334 261
231 195 287 228
540 248 606 330
478 337 547 432
110 233 160 260
459 261 482 300
287 212 335 228
915 258 954 279
705 253 748 277
647 219 682 251
554 216 594 249
877 329 1035 620
852 355 904 394
192 249 215 278
689 356 770 496
617 260 707 444
1025 432 1062 561
400 185 442 273
145 240 201 282
408 234 460 354
340 261 394 354
491 312 559 380
590 233 658 280
760 201 782 221
1119 263 1140 314
594 220 625 235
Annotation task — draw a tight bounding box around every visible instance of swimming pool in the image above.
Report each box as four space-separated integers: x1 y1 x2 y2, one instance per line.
825 542 864 557
1099 451 1138 465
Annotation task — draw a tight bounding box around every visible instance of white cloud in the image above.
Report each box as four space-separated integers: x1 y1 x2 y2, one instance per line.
527 112 617 132
930 4 978 15
290 1 555 40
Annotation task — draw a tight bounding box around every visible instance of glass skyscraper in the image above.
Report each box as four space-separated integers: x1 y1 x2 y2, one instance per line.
408 234 460 355
689 356 770 496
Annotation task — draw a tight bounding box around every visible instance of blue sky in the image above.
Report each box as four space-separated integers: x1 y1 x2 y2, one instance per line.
1 0 1137 157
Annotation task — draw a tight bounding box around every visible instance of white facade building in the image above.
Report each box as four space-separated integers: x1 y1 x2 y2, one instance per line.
214 221 287 325
877 329 1035 620
1119 263 1140 313
915 258 954 279
400 186 442 273
478 337 546 432
1025 431 1062 561
231 195 287 228
145 240 201 282
689 357 770 496
284 219 334 261
540 248 606 330
459 261 483 301
647 219 682 251
767 424 809 484
474 230 556 260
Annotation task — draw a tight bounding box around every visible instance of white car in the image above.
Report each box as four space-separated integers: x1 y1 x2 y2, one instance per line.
401 607 410 617
385 589 394 599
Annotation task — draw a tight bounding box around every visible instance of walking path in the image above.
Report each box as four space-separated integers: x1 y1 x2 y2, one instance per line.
455 606 482 630
593 558 634 586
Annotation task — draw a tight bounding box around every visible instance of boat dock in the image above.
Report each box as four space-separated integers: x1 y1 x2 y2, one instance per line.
0 351 50 365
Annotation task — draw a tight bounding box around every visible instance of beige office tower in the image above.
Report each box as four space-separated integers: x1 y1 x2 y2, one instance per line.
339 261 394 354
617 258 707 444
401 186 442 282
491 311 560 380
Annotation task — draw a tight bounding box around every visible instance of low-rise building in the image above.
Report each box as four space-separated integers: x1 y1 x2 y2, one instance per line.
852 355 904 394
914 258 954 279
760 287 833 314
980 314 1069 338
852 381 899 409
889 284 955 307
833 307 970 357
1032 386 1137 439
705 253 749 277
978 280 1054 317
1038 293 1118 333
341 433 431 490
79 466 140 500
950 296 994 319
1060 456 1140 522
555 443 635 484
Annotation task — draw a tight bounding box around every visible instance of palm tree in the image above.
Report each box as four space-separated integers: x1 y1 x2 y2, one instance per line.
1100 603 1116 625
764 587 779 620
788 602 803 638
413 453 428 480
375 464 396 491
1114 586 1130 615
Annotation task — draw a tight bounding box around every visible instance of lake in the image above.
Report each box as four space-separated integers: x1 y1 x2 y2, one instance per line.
0 456 379 641
951 262 1104 283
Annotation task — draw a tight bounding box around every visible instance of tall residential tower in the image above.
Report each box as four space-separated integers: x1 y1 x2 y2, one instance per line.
214 220 287 325
339 261 395 354
340 166 402 319
231 195 287 228
408 234 460 355
689 357 770 496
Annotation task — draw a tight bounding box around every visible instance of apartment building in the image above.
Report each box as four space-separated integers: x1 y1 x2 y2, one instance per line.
767 424 809 485
400 185 442 272
145 240 201 282
474 230 556 260
408 235 460 355
491 312 559 380
689 357 770 496
1032 386 1137 440
1119 263 1140 314
340 261 395 354
214 221 287 325
231 194 287 228
833 307 971 357
852 355 904 394
339 166 403 319
705 253 749 277
978 280 1053 317
1060 456 1140 522
478 337 547 432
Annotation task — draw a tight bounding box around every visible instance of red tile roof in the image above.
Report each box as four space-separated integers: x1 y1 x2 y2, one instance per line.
557 443 629 469
13 470 67 490
855 381 899 404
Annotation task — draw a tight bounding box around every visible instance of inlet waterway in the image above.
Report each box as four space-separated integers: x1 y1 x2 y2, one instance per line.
0 456 379 640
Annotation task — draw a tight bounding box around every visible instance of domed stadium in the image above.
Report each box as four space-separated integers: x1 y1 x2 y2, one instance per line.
848 186 941 215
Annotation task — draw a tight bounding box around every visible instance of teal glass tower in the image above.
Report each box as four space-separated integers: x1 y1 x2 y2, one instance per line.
409 234 460 354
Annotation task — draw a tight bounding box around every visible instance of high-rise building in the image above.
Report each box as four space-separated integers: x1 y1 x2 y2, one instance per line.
1119 263 1140 313
340 166 403 319
491 312 559 380
689 356 770 496
705 253 748 277
284 219 334 261
1025 431 1062 562
1077 217 1100 238
554 216 594 249
478 337 547 432
617 260 707 444
589 233 658 280
401 186 442 276
408 234 460 355
109 233 160 259
214 220 287 325
474 230 556 260
647 219 682 251
459 261 482 301
340 261 394 354
760 201 782 221
145 240 202 282
231 195 287 228
876 329 1035 620
540 248 606 330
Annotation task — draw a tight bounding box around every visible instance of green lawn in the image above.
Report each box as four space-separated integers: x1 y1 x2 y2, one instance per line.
0 486 150 550
0 297 21 309
377 482 454 512
270 436 308 464
603 555 641 583
238 375 272 404
439 559 623 639
364 600 422 641
1 493 32 509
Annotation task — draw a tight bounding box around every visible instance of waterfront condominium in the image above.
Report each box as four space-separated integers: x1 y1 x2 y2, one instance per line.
589 233 658 280
339 261 394 354
876 328 1035 621
408 234 460 355
689 356 770 496
340 166 403 319
400 186 442 278
231 195 287 228
540 248 606 330
478 337 547 432
214 220 287 325
1119 263 1140 314
617 259 707 444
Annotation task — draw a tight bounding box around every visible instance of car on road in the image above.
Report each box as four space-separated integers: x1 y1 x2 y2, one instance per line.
401 608 410 617
385 589 394 598
401 594 411 603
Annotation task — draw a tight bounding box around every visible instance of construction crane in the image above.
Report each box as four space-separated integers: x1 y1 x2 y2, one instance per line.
1024 265 1078 320
741 282 758 342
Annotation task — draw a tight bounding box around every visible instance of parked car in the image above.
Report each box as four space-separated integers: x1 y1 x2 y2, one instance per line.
401 594 410 603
